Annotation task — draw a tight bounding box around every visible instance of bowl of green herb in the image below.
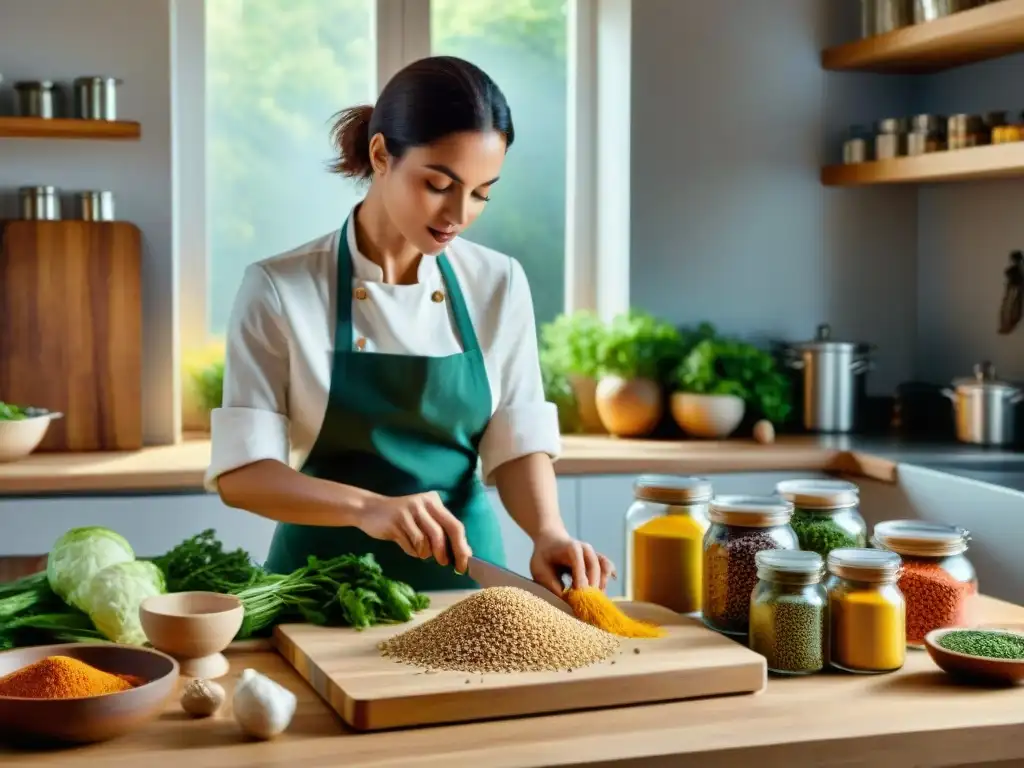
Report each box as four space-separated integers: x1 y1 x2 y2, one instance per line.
925 627 1024 684
0 402 63 463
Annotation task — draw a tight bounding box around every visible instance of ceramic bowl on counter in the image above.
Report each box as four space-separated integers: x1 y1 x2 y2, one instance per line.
0 642 179 745
139 591 244 679
925 628 1024 685
0 408 63 462
669 393 746 439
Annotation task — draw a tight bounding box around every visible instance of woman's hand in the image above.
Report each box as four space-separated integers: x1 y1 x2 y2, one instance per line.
530 530 616 595
357 492 472 573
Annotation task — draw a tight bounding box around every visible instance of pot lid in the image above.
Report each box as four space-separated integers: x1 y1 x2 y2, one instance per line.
952 361 1021 394
788 323 870 353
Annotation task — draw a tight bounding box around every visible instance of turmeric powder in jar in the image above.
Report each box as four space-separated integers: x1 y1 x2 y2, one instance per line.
624 475 713 614
827 548 906 674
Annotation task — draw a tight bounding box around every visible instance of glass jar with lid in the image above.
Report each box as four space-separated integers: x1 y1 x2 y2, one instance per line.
749 550 828 676
775 479 866 559
625 474 713 615
871 519 977 648
702 495 798 637
826 548 906 674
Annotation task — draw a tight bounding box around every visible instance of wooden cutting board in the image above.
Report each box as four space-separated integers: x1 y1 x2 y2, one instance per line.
0 220 143 451
273 590 767 731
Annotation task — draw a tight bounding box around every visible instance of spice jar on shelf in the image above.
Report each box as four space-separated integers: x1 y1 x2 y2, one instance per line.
624 474 713 615
948 114 986 149
749 550 828 676
827 548 906 674
870 519 977 648
775 479 866 559
702 495 798 637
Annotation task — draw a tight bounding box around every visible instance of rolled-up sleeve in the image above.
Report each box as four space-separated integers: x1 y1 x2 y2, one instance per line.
478 257 561 484
204 264 291 492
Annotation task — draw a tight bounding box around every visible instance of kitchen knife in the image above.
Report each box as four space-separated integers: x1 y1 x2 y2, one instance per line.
467 556 575 615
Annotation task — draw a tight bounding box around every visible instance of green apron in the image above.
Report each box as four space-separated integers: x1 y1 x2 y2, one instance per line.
263 215 506 589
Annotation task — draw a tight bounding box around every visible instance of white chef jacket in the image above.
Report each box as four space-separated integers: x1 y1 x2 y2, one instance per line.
204 207 562 493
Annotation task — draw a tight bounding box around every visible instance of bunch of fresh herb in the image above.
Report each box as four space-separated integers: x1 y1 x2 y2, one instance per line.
151 529 430 637
191 359 225 413
539 311 607 379
673 337 793 424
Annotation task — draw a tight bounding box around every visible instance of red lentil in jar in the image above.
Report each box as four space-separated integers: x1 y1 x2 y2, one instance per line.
870 520 977 648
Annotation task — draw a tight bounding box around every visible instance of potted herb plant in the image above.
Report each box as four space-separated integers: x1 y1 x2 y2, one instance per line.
539 311 608 433
181 340 226 432
593 310 685 438
671 337 793 439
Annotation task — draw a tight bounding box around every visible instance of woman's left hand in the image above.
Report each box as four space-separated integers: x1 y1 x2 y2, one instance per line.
530 530 616 595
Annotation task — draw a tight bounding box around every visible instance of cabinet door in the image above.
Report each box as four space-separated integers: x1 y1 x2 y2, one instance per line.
487 478 579 577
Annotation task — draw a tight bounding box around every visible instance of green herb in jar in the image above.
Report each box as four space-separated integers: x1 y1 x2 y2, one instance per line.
749 594 825 674
790 514 860 558
937 630 1024 660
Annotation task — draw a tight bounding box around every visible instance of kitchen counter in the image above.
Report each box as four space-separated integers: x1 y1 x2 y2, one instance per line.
4 594 1024 767
2 432 1023 497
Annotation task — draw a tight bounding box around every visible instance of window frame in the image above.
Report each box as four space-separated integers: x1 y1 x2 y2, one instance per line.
171 0 630 437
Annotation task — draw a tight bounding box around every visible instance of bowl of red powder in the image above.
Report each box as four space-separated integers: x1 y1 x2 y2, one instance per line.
0 642 179 745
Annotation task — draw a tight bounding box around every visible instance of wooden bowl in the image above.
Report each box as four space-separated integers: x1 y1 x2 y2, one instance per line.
0 642 178 745
924 628 1024 685
139 591 244 679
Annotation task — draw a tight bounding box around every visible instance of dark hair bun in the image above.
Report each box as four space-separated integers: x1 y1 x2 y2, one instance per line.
329 104 374 179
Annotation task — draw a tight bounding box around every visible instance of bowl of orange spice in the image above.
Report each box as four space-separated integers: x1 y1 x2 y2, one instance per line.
0 642 179 745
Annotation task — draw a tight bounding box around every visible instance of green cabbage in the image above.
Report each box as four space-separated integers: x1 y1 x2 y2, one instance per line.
83 561 166 646
46 526 135 611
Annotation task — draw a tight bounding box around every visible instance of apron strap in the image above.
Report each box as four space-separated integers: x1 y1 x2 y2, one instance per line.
335 215 481 354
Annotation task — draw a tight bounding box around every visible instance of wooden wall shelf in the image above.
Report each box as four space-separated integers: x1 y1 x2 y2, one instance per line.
822 0 1024 73
821 143 1024 186
0 116 141 141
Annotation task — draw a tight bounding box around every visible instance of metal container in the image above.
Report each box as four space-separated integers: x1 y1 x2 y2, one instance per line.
19 186 61 221
863 0 913 35
843 138 868 164
784 324 874 434
875 132 905 159
73 76 122 120
942 361 1023 446
78 190 115 221
914 0 972 23
14 81 58 118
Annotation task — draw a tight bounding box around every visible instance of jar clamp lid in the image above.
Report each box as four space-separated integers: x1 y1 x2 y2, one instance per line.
633 474 713 505
871 519 970 557
775 479 859 510
827 548 902 582
709 495 793 527
756 550 824 583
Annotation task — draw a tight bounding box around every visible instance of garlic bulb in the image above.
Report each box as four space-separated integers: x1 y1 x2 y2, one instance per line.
231 668 297 740
180 678 226 718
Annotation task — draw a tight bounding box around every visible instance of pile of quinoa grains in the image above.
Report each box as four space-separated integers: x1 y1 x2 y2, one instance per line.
702 495 798 637
871 519 977 647
748 550 827 676
937 630 1024 660
378 586 620 674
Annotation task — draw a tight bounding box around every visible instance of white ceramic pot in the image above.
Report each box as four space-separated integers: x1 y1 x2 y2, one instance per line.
595 376 663 437
0 413 62 462
670 393 745 439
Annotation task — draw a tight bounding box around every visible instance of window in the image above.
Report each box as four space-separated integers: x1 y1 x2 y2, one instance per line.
174 0 630 436
205 0 376 336
431 0 568 327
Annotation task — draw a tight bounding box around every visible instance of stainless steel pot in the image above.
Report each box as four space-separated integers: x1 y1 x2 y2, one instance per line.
19 186 61 221
14 80 58 118
784 324 874 434
78 190 115 221
73 76 122 120
942 361 1024 446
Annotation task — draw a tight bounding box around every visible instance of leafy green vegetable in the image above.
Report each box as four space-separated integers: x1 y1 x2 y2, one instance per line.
191 359 225 413
46 526 136 612
538 311 607 379
0 402 49 421
153 529 430 637
674 337 793 424
0 572 104 650
82 560 166 645
596 310 688 383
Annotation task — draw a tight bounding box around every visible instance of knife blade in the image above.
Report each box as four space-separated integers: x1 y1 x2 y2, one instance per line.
467 556 575 615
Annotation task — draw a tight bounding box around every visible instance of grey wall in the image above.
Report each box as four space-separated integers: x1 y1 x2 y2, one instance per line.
915 53 1024 385
0 0 177 444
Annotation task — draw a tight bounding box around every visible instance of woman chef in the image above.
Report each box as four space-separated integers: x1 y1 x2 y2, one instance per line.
204 55 615 596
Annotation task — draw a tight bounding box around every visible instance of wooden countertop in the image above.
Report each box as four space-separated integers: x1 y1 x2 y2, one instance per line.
0 434 898 496
4 594 1024 767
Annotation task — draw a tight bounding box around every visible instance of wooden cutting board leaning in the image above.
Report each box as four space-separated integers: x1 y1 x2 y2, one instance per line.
272 590 767 731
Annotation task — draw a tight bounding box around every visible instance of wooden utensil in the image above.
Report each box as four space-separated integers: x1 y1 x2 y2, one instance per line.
139 592 244 679
0 643 178 745
273 591 767 731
